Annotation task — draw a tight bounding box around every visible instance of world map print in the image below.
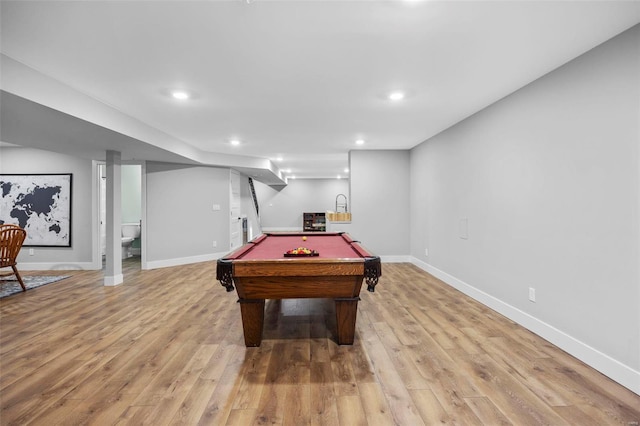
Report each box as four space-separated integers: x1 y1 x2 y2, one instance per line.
0 174 72 246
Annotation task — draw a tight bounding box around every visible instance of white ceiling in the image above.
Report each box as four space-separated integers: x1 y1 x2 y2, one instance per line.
2 1 639 183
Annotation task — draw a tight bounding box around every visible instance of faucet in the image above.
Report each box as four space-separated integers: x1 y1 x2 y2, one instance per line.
335 194 348 213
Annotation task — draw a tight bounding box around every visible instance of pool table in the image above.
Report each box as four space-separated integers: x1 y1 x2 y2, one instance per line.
216 232 381 346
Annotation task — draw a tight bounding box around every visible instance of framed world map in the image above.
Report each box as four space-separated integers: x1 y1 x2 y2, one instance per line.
0 174 72 247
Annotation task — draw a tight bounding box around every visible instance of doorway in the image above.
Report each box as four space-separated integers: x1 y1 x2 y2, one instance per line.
98 163 143 266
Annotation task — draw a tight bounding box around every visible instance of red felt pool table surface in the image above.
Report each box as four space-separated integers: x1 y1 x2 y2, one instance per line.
234 232 369 260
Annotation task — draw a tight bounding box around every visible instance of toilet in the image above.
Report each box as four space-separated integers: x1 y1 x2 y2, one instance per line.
121 222 141 259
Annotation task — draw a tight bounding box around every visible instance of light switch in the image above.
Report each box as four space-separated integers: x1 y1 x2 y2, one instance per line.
212 204 221 211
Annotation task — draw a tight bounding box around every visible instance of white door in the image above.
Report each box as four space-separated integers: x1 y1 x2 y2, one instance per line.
229 170 242 250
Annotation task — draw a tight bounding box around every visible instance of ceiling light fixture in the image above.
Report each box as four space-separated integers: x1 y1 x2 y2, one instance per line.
388 91 405 101
355 139 365 145
171 90 190 100
230 139 241 146
344 168 350 173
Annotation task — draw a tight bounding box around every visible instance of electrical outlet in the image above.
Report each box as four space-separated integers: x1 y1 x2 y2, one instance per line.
29 248 34 256
212 241 217 248
529 287 536 302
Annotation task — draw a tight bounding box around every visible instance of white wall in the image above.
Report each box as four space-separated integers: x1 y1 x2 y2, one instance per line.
121 164 141 223
410 24 640 393
255 179 349 231
0 147 96 269
145 162 230 268
350 150 410 258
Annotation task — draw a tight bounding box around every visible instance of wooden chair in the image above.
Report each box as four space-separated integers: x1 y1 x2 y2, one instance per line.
0 224 27 291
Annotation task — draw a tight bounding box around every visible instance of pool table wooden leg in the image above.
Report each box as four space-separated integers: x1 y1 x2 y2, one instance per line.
239 299 265 347
334 297 360 345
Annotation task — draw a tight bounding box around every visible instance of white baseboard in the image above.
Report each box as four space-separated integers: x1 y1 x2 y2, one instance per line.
103 274 123 286
17 261 101 271
380 255 411 263
410 257 640 396
144 252 226 270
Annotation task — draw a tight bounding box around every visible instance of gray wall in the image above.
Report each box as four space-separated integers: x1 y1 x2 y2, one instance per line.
1 150 246 269
410 25 639 383
350 150 410 257
255 179 349 231
0 147 95 268
145 163 230 266
121 164 141 223
253 155 411 258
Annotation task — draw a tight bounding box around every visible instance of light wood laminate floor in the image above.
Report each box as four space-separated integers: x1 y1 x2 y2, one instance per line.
1 259 639 425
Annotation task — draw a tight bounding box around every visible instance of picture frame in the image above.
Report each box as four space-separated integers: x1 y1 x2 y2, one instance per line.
0 174 72 247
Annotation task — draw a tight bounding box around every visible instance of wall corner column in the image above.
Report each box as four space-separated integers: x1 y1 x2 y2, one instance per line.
104 150 123 286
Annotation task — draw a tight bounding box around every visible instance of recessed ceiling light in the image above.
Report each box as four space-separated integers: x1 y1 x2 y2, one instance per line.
337 175 342 179
344 168 350 173
388 91 405 101
355 139 365 145
230 139 241 146
171 90 190 100
275 156 283 162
